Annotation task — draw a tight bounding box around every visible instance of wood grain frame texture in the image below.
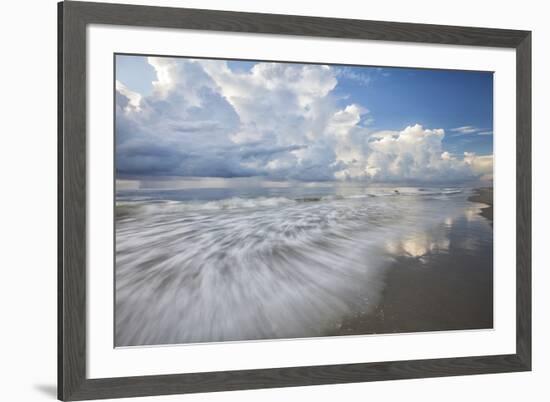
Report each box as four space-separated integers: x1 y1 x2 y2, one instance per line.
58 1 532 400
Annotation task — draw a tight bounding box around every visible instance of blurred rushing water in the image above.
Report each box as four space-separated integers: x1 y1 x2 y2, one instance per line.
114 184 492 346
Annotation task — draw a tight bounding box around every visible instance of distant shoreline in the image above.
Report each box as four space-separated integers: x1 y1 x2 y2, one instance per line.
468 187 493 223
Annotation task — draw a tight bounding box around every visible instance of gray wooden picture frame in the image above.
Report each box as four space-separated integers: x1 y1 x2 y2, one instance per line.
58 1 532 400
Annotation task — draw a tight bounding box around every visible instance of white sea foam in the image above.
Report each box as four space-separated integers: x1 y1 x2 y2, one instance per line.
115 188 480 346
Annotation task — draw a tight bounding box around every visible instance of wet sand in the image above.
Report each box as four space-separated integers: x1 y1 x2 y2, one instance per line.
468 187 493 222
330 188 494 336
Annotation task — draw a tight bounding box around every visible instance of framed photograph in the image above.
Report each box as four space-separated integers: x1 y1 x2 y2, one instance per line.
58 1 531 400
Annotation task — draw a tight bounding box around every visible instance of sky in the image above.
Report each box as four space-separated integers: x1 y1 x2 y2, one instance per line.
115 54 493 185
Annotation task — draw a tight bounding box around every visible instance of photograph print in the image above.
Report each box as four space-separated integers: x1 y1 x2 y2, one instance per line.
114 54 494 347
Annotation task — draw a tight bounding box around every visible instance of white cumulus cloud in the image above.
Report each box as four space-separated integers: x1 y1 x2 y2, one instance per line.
115 57 492 184
360 125 492 183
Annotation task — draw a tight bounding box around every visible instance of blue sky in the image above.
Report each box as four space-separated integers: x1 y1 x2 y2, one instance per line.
332 67 493 155
115 55 493 184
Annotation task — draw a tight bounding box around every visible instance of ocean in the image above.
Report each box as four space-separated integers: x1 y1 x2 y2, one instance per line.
114 182 493 346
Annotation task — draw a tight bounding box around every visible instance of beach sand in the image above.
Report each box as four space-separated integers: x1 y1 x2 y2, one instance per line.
468 187 493 222
329 188 494 336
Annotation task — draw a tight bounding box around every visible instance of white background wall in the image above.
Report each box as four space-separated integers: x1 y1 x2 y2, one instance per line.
0 0 547 401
